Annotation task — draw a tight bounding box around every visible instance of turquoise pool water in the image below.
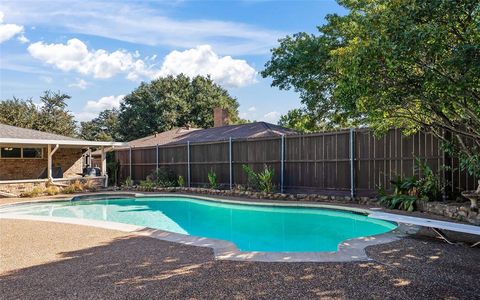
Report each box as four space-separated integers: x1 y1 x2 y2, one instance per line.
0 197 397 252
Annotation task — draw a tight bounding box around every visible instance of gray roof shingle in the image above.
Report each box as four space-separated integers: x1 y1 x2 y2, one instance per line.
0 123 84 141
126 122 297 148
91 122 297 155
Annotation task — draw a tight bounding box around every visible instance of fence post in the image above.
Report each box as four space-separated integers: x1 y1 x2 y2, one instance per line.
280 134 285 193
229 137 233 190
129 146 132 180
187 141 191 187
349 128 356 199
156 144 159 173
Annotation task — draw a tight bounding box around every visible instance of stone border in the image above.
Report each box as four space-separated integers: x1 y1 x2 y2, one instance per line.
124 186 378 205
0 193 412 262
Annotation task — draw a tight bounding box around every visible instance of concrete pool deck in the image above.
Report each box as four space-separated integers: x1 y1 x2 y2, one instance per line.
1 219 479 299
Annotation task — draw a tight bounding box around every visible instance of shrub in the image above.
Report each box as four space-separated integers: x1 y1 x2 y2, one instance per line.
83 178 97 192
379 158 444 211
242 164 275 192
379 176 418 211
379 193 417 212
63 180 85 194
177 175 185 187
207 170 218 189
45 185 60 196
122 176 133 188
20 186 45 198
414 157 442 201
62 185 77 194
257 165 275 193
139 178 155 191
242 164 258 190
149 168 177 187
107 159 120 186
72 180 84 192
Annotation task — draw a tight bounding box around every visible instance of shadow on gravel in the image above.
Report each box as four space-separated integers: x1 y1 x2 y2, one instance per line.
0 234 478 299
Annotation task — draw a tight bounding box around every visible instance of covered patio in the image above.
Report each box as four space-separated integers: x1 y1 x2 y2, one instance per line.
0 124 126 196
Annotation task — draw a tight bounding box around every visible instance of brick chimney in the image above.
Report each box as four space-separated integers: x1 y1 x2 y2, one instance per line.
213 107 229 127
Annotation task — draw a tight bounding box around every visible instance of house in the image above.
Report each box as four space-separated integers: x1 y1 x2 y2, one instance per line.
119 122 296 149
90 108 296 167
98 108 297 185
0 123 126 196
103 108 296 151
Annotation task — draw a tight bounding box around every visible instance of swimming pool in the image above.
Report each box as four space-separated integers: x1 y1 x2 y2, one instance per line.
0 196 397 252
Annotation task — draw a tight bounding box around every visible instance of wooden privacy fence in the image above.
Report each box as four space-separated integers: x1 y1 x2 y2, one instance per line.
115 128 476 197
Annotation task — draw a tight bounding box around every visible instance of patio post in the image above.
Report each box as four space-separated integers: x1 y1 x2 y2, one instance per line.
280 134 285 193
47 144 59 180
187 141 191 187
47 144 51 180
101 146 108 187
85 147 89 167
229 137 232 189
129 146 132 180
349 128 356 199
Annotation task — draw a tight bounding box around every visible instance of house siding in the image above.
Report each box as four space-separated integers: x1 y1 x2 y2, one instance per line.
0 148 83 180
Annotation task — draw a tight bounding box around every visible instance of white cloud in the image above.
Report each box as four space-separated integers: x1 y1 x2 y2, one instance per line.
85 95 124 112
0 11 25 43
68 78 88 89
17 34 29 43
27 38 256 87
0 1 284 55
75 94 125 122
263 111 281 124
157 45 256 87
27 38 150 80
75 112 98 122
248 106 256 112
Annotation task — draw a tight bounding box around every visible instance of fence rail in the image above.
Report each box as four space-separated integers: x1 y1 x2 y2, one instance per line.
115 128 476 197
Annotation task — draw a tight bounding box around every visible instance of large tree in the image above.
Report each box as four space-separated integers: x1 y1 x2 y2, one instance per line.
118 74 241 140
36 90 77 136
0 90 77 137
263 0 480 187
278 108 327 133
79 109 121 141
0 98 39 128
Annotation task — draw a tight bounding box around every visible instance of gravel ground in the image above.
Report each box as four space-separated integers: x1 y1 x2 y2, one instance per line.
1 219 479 300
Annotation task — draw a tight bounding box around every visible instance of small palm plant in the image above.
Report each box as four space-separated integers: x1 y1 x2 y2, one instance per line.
379 176 417 212
177 175 185 187
257 165 275 193
242 164 275 193
208 170 218 189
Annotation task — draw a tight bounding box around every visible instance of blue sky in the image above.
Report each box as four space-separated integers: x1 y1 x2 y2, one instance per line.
0 0 346 124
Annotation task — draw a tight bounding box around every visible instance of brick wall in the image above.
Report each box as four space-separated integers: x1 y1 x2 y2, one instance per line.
0 147 83 180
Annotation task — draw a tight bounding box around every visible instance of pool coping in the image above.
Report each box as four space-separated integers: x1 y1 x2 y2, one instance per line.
0 193 417 263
